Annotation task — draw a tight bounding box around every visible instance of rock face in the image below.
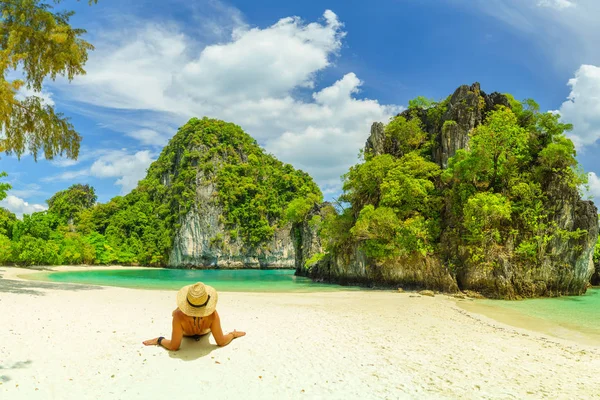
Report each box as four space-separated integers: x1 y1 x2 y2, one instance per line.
157 117 320 269
593 261 600 286
292 203 327 274
455 176 598 297
294 203 457 292
303 250 458 291
365 83 510 168
169 175 295 268
299 83 599 297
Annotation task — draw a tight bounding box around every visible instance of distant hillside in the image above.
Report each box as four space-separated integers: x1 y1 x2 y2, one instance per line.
0 118 321 268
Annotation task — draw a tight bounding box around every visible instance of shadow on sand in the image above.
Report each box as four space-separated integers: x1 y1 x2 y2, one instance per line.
168 334 219 361
0 359 33 383
0 269 100 296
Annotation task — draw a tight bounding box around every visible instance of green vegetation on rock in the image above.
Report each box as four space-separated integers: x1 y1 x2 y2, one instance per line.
311 86 597 297
0 118 321 267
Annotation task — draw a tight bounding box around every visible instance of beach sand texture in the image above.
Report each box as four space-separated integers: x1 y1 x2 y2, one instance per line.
1 267 599 400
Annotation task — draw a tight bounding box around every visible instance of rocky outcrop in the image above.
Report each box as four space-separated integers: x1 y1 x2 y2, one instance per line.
295 206 457 291
365 83 510 168
299 83 599 297
157 118 320 269
593 261 600 286
433 83 510 168
169 175 295 268
364 122 385 157
292 203 328 274
304 250 458 291
455 178 598 297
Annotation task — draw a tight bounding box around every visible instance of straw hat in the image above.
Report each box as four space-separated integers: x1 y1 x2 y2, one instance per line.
176 282 218 317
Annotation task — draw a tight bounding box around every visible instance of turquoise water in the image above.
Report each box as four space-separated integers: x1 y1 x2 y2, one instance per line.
477 288 600 341
27 268 361 293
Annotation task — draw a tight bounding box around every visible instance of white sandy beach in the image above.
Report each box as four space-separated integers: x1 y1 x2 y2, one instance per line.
1 266 599 400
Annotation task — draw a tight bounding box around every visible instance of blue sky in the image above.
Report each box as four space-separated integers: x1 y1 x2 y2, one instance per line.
2 0 600 216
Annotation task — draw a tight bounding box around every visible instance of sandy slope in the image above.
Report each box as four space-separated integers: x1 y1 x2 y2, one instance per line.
1 267 599 400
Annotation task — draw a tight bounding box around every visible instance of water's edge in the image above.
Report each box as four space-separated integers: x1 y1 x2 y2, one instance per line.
21 268 364 293
457 293 600 347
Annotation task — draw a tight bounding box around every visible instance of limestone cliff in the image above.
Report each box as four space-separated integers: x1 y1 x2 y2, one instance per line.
593 236 600 286
299 83 599 297
169 173 295 269
140 117 321 269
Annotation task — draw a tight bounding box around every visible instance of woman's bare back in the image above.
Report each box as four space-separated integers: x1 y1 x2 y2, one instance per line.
172 308 215 336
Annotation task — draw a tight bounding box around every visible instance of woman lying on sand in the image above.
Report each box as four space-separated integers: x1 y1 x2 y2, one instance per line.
143 282 246 351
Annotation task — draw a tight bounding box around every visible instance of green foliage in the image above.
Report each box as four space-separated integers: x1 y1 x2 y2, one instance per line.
341 154 397 212
319 205 354 253
12 211 61 241
304 252 325 269
462 192 511 261
0 0 97 160
285 193 321 224
351 205 434 258
443 120 457 130
594 231 600 265
47 183 97 222
323 92 593 281
329 142 442 262
383 116 428 157
145 118 322 248
14 235 61 266
379 152 441 219
308 214 322 230
408 96 435 109
0 172 11 201
426 95 451 129
0 234 12 264
0 207 17 238
83 231 117 265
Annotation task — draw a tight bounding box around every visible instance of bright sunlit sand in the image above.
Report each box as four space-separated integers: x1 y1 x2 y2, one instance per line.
1 266 599 400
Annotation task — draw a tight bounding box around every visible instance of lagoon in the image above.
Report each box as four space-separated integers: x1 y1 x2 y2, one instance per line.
24 268 362 293
460 288 600 345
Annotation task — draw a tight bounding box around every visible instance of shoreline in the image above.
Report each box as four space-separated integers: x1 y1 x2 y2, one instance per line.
2 266 599 398
9 266 600 347
456 298 600 347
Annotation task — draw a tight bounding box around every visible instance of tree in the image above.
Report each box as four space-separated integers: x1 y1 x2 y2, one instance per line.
0 0 97 160
408 96 435 110
47 183 97 222
0 171 10 200
0 206 17 238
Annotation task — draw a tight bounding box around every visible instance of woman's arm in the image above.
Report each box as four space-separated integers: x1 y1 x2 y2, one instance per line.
210 310 245 347
142 314 184 351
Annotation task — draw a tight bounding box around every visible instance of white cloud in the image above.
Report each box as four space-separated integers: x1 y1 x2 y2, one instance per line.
16 86 55 107
557 65 600 149
53 10 399 195
586 172 600 206
61 10 345 116
43 150 155 194
537 0 576 9
127 129 167 146
9 183 44 199
0 195 47 218
50 146 111 168
89 150 154 194
264 73 401 192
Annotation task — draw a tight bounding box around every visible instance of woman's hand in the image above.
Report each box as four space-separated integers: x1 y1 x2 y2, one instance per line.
143 337 159 346
231 330 246 339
